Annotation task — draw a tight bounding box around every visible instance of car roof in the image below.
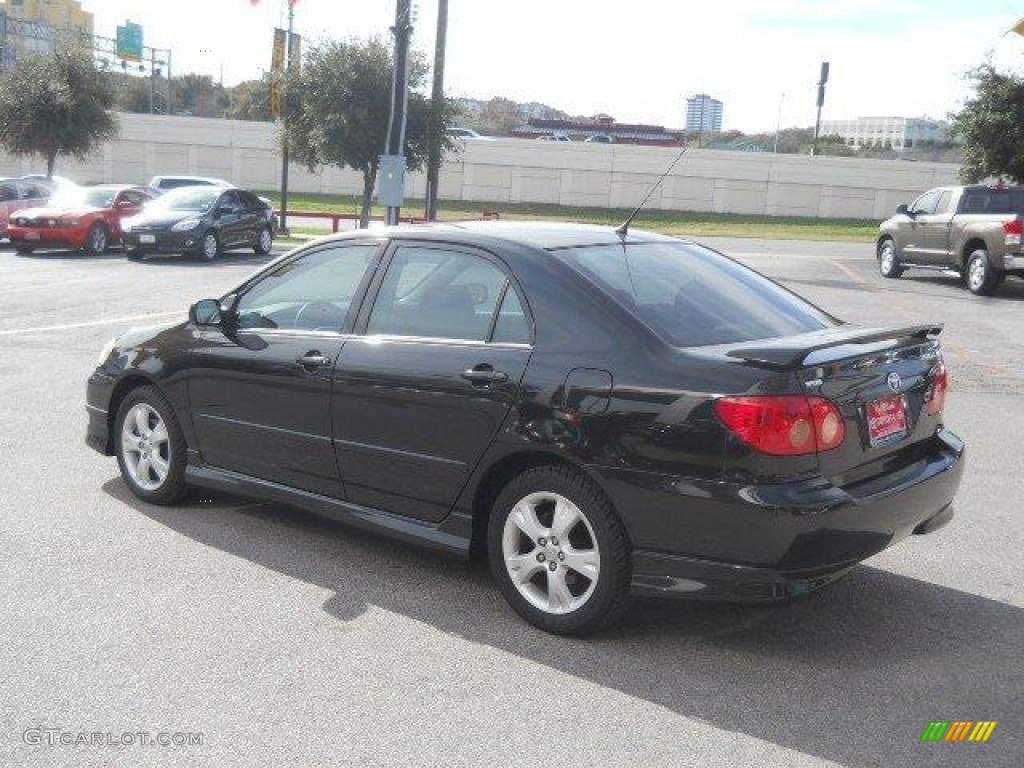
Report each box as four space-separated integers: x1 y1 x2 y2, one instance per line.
316 220 683 251
151 175 231 184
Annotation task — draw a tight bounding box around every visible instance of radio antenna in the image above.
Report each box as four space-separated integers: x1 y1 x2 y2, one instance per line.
615 146 688 238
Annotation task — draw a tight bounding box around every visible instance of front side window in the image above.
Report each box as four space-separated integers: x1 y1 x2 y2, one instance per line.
367 246 511 342
235 244 378 332
935 190 953 214
910 190 940 215
556 241 835 348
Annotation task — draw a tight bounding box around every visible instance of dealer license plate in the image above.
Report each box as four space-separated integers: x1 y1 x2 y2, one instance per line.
139 234 156 244
866 394 907 445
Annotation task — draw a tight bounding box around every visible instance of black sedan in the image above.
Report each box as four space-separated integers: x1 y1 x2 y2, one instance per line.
86 223 964 635
121 186 274 261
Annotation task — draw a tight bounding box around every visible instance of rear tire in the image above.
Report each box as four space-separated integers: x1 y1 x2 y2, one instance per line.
965 249 1000 296
114 385 188 505
878 238 903 278
15 245 34 255
126 248 144 261
487 465 632 635
84 222 109 255
254 226 273 256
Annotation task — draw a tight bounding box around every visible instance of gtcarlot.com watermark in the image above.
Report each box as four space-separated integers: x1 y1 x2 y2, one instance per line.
23 727 203 748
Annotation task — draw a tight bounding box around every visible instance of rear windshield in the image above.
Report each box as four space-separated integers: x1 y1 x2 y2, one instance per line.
555 241 836 347
961 189 1024 214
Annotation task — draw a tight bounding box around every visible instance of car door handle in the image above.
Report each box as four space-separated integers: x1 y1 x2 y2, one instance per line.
461 365 508 385
296 351 331 369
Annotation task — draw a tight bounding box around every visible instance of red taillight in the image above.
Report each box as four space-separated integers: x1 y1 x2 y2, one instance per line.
1005 217 1023 247
926 362 949 416
714 395 845 456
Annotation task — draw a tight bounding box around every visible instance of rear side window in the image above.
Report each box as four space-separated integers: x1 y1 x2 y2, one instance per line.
961 190 1024 214
556 242 835 348
367 246 510 342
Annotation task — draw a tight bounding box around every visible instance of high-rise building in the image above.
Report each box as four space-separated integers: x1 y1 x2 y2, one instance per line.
818 116 948 151
685 93 723 134
1 0 94 60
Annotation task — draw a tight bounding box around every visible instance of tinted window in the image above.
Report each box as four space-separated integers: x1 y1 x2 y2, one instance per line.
962 190 1024 214
237 191 263 211
367 246 508 341
0 184 16 202
556 241 835 348
235 244 377 331
910 190 940 215
491 287 531 344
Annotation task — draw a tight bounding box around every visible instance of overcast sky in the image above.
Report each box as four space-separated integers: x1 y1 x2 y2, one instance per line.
82 0 1024 132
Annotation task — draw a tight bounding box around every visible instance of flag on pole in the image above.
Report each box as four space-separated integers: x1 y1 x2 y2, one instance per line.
1010 16 1024 37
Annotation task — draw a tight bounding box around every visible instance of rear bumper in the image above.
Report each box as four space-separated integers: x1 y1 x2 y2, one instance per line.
592 428 965 601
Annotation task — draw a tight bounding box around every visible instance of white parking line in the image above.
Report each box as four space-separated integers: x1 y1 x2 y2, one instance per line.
0 310 184 336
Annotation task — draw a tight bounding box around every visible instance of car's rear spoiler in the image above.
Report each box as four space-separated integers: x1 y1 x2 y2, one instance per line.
726 324 943 370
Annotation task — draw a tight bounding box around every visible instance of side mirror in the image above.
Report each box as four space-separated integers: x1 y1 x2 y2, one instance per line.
896 204 911 217
190 299 223 327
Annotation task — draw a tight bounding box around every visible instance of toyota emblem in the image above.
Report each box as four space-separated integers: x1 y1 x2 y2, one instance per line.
887 372 902 393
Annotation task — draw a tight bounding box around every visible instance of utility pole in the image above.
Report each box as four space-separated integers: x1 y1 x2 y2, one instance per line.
773 93 785 154
811 61 829 156
278 1 295 234
383 0 413 226
425 0 448 222
148 48 155 114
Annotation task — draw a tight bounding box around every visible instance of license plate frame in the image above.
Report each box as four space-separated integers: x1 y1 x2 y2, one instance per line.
866 393 908 446
139 234 156 244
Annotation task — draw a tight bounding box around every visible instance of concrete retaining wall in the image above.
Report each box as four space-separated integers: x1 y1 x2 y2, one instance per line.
0 113 961 219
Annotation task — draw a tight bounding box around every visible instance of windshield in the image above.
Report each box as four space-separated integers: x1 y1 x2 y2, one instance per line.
49 187 118 209
555 241 836 347
149 188 221 213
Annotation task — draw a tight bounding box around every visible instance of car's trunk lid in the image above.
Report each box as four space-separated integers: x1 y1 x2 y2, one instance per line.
727 324 946 482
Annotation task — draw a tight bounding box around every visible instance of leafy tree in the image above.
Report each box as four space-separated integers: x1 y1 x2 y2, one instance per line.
0 47 117 177
226 77 274 122
285 36 457 227
951 63 1024 183
172 74 230 118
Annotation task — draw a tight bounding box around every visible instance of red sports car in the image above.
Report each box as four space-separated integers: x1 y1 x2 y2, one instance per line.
8 184 154 255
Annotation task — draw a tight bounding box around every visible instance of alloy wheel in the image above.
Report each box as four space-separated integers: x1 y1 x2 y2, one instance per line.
202 233 218 260
91 226 107 253
120 403 170 491
880 242 895 274
968 255 986 292
259 228 272 252
501 491 601 615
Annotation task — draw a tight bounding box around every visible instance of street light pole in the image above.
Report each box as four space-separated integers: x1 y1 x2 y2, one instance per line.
278 1 295 234
425 0 448 222
773 92 785 154
384 0 413 226
811 61 829 156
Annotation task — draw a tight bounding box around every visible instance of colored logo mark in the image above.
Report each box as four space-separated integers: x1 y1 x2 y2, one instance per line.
920 721 997 742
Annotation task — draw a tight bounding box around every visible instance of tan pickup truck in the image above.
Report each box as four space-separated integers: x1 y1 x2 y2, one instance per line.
876 185 1024 296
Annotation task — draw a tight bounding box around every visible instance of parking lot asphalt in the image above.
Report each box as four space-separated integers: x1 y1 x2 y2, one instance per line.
1 237 1021 767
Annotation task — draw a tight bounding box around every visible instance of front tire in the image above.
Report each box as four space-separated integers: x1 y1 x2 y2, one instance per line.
197 231 219 262
965 248 1000 296
487 465 631 635
254 226 273 256
114 385 187 505
878 238 903 278
84 222 109 255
